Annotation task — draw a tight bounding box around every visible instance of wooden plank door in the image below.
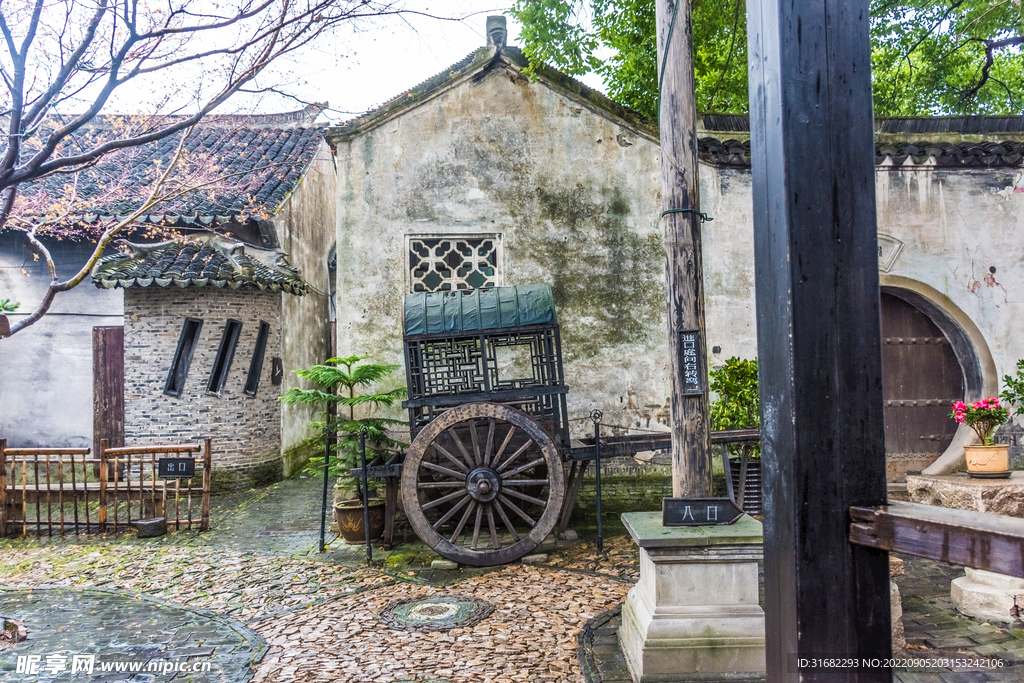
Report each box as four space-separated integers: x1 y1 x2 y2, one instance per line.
93 326 125 459
881 293 964 481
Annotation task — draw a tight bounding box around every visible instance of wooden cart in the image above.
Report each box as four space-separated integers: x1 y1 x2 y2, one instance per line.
362 284 758 567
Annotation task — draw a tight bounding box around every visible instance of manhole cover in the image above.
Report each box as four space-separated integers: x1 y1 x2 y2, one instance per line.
378 594 493 632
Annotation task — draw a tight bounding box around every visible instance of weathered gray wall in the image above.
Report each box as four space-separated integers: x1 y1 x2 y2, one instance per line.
333 63 672 437
0 236 123 448
123 286 283 490
277 143 337 475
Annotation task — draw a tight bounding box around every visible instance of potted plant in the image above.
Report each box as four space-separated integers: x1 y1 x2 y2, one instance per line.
710 357 761 514
280 355 407 543
951 397 1011 478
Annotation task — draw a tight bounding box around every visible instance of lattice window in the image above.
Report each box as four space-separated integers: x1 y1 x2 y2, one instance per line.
408 235 501 292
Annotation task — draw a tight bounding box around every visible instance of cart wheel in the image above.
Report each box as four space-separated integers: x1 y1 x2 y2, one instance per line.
402 402 565 567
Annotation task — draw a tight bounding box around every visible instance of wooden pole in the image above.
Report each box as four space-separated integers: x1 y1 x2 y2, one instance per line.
747 0 892 678
201 438 212 532
655 0 711 497
99 439 108 532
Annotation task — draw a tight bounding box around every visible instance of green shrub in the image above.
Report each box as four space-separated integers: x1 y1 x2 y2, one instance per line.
709 356 760 459
279 355 407 501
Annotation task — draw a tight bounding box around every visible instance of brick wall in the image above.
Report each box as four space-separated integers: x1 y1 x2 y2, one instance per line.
124 287 284 490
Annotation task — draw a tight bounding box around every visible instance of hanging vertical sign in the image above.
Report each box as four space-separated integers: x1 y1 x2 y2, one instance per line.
678 329 704 395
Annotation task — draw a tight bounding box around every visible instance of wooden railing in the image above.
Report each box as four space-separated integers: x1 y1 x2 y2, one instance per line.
0 438 211 537
850 501 1024 579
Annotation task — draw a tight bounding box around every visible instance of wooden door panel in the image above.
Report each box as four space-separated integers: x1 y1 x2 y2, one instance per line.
881 294 963 481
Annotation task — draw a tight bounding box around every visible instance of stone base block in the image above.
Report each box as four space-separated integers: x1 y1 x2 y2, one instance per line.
621 588 766 681
618 512 766 682
907 472 1024 517
951 569 1024 625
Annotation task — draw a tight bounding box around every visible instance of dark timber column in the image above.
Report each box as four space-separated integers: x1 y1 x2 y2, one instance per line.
656 0 711 498
747 0 891 680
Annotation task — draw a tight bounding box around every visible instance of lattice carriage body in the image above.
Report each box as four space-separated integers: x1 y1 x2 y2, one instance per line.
402 284 570 446
400 285 570 566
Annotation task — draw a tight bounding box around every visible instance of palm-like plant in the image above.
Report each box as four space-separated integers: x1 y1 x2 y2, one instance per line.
279 355 407 500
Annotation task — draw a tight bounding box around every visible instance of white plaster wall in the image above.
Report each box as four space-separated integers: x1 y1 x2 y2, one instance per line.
277 142 337 473
876 168 1024 382
333 64 672 437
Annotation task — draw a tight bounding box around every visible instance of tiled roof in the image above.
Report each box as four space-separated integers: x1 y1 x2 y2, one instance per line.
698 138 1024 168
701 113 1024 136
23 125 324 226
90 237 307 295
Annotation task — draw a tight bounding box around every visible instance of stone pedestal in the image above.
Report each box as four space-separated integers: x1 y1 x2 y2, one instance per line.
619 512 766 682
951 568 1024 625
906 473 1024 625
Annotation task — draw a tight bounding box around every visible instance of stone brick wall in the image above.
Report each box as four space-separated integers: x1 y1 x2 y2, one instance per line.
124 287 284 490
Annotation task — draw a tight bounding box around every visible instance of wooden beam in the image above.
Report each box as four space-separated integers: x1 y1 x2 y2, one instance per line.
851 501 1024 579
655 0 712 498
747 0 892 678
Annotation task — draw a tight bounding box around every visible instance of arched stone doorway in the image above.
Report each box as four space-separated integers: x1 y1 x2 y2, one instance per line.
881 292 963 481
879 279 996 479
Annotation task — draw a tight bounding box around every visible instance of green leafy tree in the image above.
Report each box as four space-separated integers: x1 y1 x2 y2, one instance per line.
279 355 407 500
709 356 760 458
510 0 1024 116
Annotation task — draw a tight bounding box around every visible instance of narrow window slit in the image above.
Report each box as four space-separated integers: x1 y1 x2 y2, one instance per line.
207 319 242 395
244 321 271 396
164 318 203 397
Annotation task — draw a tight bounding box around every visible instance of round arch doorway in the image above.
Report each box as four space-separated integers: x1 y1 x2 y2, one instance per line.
881 292 965 481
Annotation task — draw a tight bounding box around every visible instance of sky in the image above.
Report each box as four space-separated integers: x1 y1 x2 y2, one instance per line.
232 1 606 125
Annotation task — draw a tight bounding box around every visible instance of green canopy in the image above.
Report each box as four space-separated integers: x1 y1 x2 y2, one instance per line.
403 284 557 337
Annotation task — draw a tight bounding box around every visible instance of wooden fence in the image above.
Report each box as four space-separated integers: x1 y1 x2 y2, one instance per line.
0 438 211 537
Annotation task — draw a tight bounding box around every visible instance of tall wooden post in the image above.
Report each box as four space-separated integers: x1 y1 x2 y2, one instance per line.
747 0 892 679
656 0 711 498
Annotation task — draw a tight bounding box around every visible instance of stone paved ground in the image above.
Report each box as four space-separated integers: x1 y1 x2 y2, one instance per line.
1 477 1023 682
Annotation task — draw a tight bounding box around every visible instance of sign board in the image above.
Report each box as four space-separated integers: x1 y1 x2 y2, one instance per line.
677 329 703 395
663 497 744 526
158 458 196 479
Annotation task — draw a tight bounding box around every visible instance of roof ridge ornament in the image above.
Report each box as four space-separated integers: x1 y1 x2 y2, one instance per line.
486 16 507 48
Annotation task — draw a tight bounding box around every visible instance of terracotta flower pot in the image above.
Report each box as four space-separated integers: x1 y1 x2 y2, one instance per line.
334 501 386 544
964 444 1010 478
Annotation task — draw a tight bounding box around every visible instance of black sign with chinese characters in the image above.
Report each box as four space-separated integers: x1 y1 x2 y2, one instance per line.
663 497 744 526
677 329 704 395
158 458 196 479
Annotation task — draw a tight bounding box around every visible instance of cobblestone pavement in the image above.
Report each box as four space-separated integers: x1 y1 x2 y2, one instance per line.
0 587 263 683
2 477 1023 682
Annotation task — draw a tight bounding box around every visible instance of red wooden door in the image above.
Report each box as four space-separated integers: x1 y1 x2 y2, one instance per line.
93 326 125 458
881 293 964 481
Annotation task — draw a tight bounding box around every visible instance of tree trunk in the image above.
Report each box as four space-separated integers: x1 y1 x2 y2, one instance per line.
656 0 712 498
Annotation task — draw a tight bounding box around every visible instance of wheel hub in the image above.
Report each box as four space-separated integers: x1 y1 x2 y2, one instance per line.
466 467 501 503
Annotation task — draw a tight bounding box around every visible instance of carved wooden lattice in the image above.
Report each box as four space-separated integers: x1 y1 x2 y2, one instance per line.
408 237 499 292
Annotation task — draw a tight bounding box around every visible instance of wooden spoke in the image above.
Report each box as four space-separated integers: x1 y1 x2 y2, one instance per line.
501 479 548 486
432 442 469 474
418 481 465 489
496 439 534 473
449 500 477 543
432 495 472 530
422 489 468 511
469 420 482 467
498 494 537 528
491 424 517 467
483 420 497 466
420 460 465 480
502 457 546 480
493 498 521 542
486 505 500 549
447 429 476 470
471 505 484 549
503 488 546 507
